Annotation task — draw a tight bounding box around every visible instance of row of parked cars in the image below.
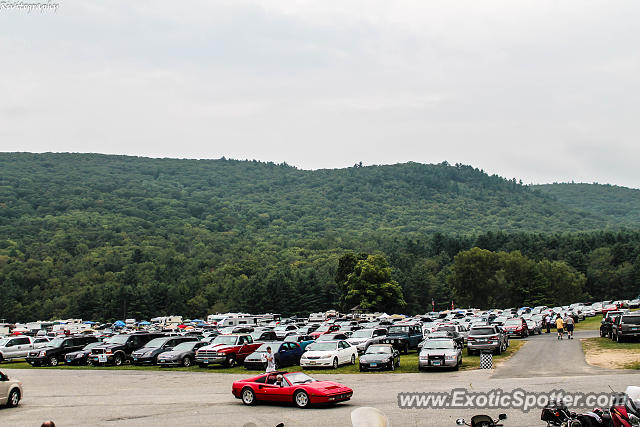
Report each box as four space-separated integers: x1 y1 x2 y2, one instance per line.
600 309 640 342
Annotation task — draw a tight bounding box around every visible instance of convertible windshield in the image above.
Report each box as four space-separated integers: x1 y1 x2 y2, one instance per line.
351 329 374 338
212 335 238 345
422 340 455 350
365 346 392 354
285 372 315 385
107 335 130 345
307 342 337 351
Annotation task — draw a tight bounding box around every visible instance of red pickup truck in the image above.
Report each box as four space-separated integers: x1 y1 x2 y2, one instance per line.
195 334 261 368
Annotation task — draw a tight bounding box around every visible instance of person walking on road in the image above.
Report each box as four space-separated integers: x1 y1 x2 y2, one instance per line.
545 314 551 333
264 346 276 372
555 315 564 340
565 315 575 339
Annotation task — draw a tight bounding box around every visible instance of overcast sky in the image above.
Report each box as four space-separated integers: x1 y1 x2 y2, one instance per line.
1 1 639 187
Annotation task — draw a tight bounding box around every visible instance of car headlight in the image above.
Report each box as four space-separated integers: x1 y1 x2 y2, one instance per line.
39 351 46 357
144 351 153 357
321 354 332 359
445 355 456 360
76 353 83 358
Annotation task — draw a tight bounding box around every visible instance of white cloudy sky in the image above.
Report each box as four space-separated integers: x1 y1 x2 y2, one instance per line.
1 0 639 187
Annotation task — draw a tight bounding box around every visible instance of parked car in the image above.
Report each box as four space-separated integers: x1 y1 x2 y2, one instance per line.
33 337 52 349
0 371 22 408
132 336 198 365
273 324 299 339
316 333 348 342
250 330 278 342
358 344 399 371
381 323 423 354
26 335 99 366
309 324 341 339
195 334 261 368
600 311 626 338
525 319 542 335
90 332 165 366
467 325 508 355
611 314 640 343
157 341 209 367
300 340 357 369
418 338 462 371
243 341 304 370
420 330 464 349
0 336 36 362
346 328 388 354
232 371 352 408
502 317 529 338
435 324 469 344
284 334 315 351
64 341 103 366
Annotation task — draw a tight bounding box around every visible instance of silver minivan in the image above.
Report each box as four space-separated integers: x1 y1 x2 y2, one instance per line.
0 336 34 361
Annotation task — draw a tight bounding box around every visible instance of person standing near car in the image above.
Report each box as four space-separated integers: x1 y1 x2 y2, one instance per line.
555 315 564 340
264 346 276 372
545 314 552 333
564 315 575 339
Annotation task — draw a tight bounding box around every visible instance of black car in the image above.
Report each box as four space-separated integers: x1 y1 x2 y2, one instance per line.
359 344 400 371
131 336 198 365
157 341 209 367
316 333 348 341
26 335 99 367
64 341 103 366
420 331 464 349
611 314 640 342
250 330 278 342
90 332 165 366
382 323 423 354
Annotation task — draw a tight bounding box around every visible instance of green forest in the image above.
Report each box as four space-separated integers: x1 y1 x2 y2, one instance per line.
1 153 639 322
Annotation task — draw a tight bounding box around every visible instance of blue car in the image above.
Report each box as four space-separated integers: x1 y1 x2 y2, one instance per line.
284 334 315 351
243 341 304 370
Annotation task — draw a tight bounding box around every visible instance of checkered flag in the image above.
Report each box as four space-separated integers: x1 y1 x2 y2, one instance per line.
480 352 493 369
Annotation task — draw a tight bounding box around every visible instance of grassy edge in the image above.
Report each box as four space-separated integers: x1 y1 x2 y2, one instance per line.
581 337 640 370
0 341 527 374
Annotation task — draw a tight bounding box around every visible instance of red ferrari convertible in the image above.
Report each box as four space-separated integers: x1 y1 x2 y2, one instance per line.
232 371 353 408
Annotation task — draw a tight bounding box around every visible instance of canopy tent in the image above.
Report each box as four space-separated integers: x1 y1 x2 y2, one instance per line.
138 321 151 326
84 321 96 324
113 320 126 327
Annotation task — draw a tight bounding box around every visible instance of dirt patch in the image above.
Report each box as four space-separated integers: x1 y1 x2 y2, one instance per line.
582 341 640 369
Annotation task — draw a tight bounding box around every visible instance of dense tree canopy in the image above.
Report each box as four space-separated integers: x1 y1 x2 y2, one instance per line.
0 153 638 322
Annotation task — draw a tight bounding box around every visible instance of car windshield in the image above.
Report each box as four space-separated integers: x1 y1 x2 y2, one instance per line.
388 326 409 334
622 316 640 325
423 340 455 350
49 337 67 347
351 329 374 338
0 338 9 346
285 372 316 385
365 346 392 355
274 326 287 331
437 326 455 332
212 335 238 345
107 335 130 345
504 319 521 326
144 338 167 348
173 342 197 351
315 326 330 333
256 343 279 352
307 342 337 351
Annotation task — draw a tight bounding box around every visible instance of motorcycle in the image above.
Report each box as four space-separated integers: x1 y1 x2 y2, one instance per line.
456 413 507 427
609 386 640 427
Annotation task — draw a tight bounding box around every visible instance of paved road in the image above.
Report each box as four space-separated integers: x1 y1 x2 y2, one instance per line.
1 331 636 427
492 329 618 379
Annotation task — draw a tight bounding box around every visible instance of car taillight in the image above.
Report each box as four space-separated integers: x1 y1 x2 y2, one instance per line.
491 335 499 340
467 337 475 341
106 350 112 354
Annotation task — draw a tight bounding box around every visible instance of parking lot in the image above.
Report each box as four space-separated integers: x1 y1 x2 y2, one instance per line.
2 330 636 427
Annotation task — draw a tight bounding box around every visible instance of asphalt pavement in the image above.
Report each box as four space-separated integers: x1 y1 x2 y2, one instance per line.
1 330 637 427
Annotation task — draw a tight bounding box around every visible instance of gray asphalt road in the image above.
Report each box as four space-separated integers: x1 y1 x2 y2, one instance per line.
492 329 617 379
1 332 636 427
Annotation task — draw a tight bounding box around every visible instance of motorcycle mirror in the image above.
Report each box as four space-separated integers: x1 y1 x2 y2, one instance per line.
498 414 507 420
455 418 466 425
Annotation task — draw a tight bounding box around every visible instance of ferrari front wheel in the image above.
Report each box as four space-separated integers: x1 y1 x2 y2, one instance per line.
294 390 310 408
241 387 256 405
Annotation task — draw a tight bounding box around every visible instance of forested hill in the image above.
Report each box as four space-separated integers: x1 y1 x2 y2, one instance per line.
1 153 638 323
0 153 612 237
533 183 640 228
